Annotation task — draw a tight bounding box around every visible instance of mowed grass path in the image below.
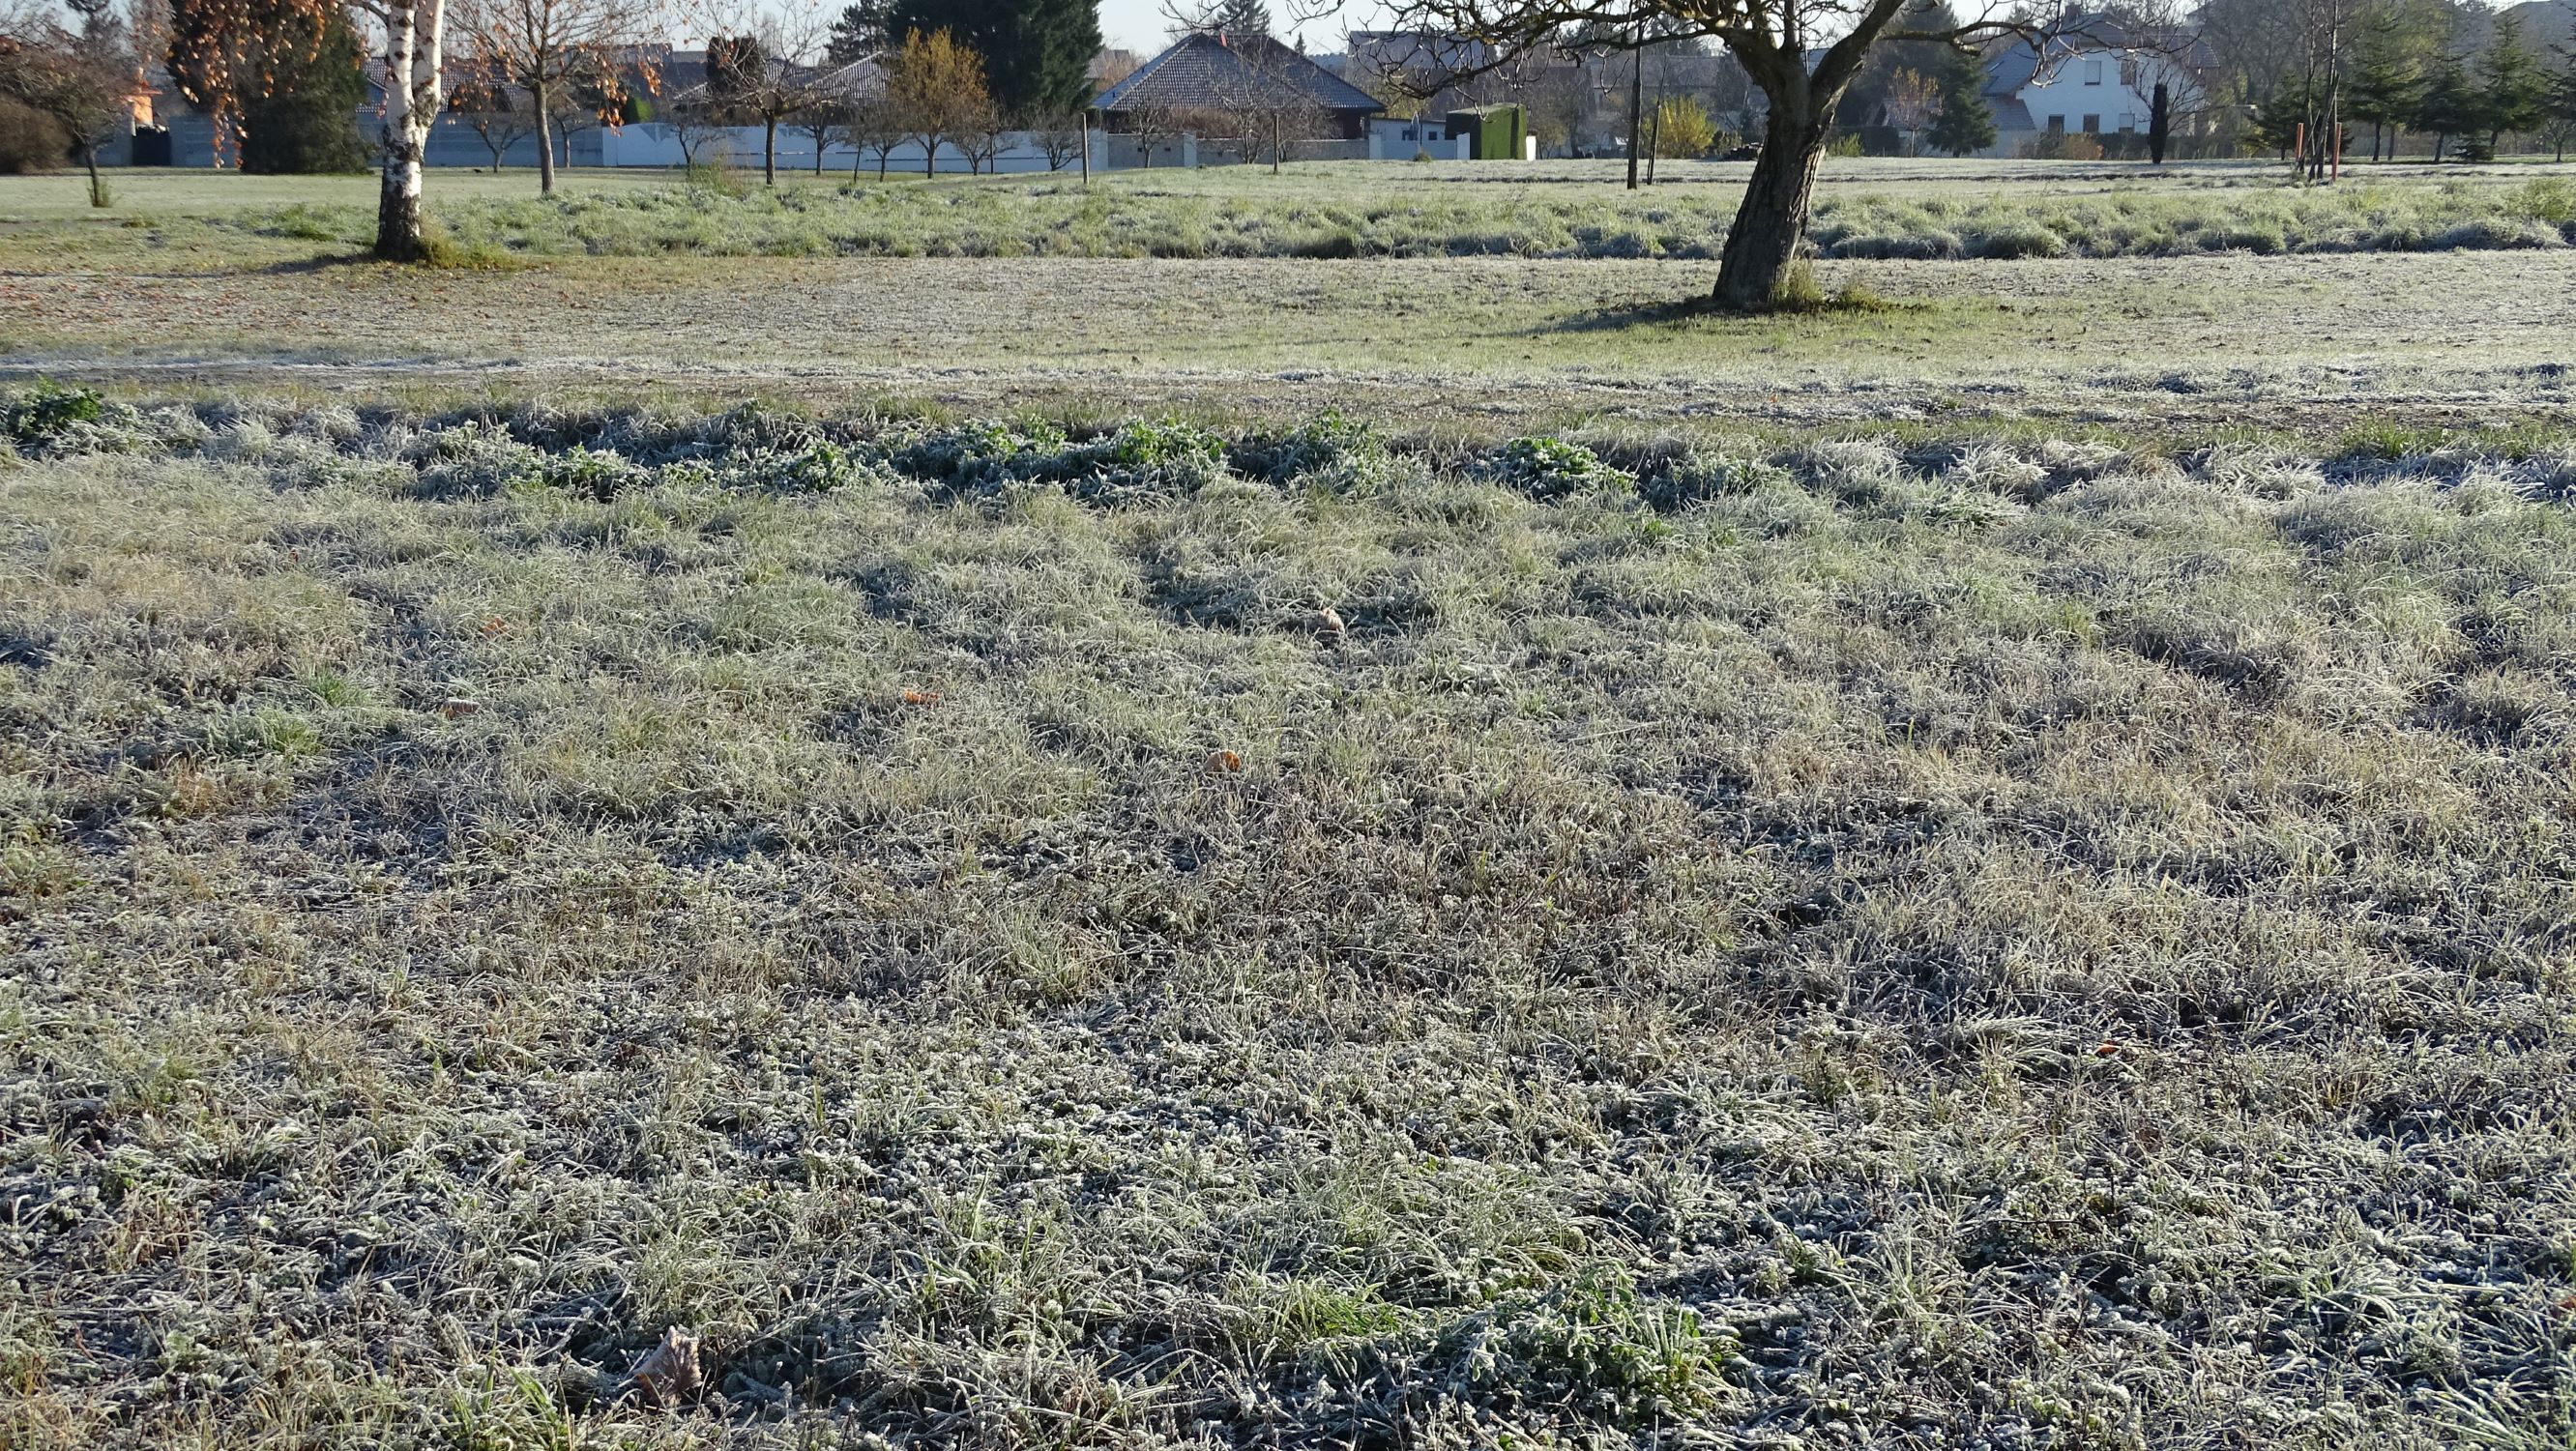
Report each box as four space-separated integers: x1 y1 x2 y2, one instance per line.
6 247 2574 431
3 393 2574 1448
6 164 2573 430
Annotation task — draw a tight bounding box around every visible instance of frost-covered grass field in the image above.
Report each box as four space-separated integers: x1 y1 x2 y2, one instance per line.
6 247 2574 436
7 160 2576 264
6 162 2573 437
4 386 2575 1449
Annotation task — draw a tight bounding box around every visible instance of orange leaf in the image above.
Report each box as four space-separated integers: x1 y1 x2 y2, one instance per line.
1204 749 1243 774
902 688 942 706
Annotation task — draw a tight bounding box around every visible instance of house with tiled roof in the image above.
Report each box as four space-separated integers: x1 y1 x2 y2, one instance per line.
1094 30 1382 140
1973 15 2218 157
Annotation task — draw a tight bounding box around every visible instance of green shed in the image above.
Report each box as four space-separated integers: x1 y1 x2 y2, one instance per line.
1443 104 1527 161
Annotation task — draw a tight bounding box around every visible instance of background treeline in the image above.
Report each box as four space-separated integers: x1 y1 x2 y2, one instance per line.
2215 0 2576 160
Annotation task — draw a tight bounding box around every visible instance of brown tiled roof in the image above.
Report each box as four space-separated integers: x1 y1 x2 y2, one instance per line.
1094 31 1381 115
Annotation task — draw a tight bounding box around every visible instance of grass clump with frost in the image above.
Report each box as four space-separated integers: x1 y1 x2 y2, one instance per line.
4 388 2575 1450
181 172 2576 264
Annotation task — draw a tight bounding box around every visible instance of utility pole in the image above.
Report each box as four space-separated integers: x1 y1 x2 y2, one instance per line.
1645 53 1664 183
1625 36 1643 189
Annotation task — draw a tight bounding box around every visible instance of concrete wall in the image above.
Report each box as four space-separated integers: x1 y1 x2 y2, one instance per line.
605 125 1094 174
1364 117 1470 161
1098 132 1195 169
133 109 1427 170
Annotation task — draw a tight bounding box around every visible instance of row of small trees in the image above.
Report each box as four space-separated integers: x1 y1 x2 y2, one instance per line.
2312 6 2576 161
9 0 1100 248
2238 0 2576 175
442 7 1095 186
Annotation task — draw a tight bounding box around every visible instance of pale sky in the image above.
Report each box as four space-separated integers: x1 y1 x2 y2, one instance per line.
1094 0 1390 57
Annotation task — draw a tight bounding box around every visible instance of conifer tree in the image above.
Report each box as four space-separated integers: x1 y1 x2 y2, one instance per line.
2347 3 2429 160
2415 47 2474 160
2477 12 2546 155
1924 49 1993 157
885 0 1098 114
238 3 366 172
2547 44 2576 161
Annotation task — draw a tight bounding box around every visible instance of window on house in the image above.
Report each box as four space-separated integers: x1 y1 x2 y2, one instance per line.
2085 57 2103 85
2081 113 2100 132
2046 114 2064 131
2121 58 2140 87
2119 114 2136 132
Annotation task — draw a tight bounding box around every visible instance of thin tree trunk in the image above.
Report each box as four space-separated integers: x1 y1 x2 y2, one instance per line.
535 79 556 194
1712 87 1829 311
83 147 106 207
1625 44 1643 189
765 119 777 184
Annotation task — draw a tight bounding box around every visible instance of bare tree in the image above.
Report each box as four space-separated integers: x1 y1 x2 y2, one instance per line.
2289 0 2353 180
1030 104 1086 167
0 0 137 207
957 100 1008 170
795 63 864 172
1210 40 1330 171
543 58 625 167
693 0 835 183
1310 0 2154 307
1125 99 1182 164
663 80 728 164
444 56 538 166
454 0 650 193
1881 63 1934 155
836 83 903 174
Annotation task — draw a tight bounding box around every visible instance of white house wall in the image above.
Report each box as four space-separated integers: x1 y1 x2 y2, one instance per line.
1980 47 2204 159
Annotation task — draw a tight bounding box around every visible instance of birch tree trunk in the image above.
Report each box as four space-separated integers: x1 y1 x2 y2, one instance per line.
375 0 448 261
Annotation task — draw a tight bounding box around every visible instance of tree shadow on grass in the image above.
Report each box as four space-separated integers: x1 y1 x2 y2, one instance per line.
246 244 532 276
248 251 380 276
1543 284 1916 336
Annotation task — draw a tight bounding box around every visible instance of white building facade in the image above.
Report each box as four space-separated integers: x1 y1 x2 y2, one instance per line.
1976 20 2216 158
